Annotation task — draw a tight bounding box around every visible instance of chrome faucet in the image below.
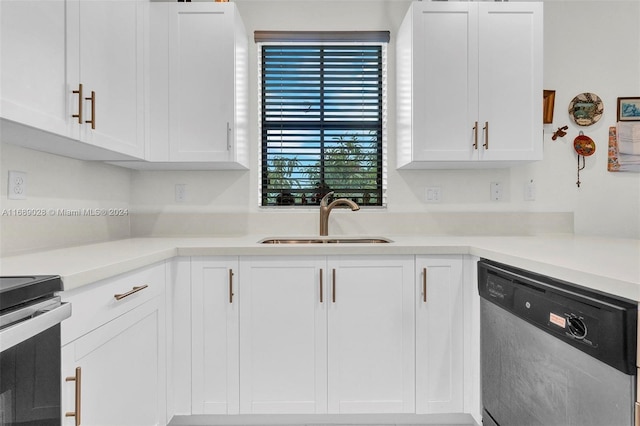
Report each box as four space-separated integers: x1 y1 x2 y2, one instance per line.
319 191 360 236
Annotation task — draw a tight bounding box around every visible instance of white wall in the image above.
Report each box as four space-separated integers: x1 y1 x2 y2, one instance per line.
0 142 131 255
131 0 640 238
1 0 639 255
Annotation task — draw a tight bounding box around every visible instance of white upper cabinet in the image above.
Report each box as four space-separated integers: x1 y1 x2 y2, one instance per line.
140 2 248 169
1 0 145 160
69 0 146 159
1 0 71 138
396 2 543 168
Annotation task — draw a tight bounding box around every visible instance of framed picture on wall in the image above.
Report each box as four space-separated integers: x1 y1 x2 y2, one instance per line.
543 90 555 124
617 97 640 122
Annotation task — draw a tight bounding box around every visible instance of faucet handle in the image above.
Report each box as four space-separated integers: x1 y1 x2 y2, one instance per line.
320 191 334 205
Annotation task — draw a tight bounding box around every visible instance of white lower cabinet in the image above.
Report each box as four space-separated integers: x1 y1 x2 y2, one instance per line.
415 255 464 414
327 256 415 414
61 263 166 426
188 254 465 420
239 256 327 414
237 255 415 415
190 257 240 415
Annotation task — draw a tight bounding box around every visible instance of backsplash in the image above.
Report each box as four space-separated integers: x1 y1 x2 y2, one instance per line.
130 211 573 238
0 143 131 256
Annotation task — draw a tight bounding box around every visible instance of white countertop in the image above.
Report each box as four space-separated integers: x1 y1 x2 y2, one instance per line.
1 235 639 301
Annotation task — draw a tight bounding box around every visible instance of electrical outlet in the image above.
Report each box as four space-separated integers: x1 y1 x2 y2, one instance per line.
8 171 27 200
175 184 186 202
425 187 442 203
525 181 536 201
490 182 503 201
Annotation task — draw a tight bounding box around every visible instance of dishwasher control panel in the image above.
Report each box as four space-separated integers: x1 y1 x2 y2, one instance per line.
483 272 598 346
478 259 637 375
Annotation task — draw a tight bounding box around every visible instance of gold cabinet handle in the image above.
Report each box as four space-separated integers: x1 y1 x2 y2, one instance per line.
332 269 336 303
65 366 82 426
483 121 489 149
319 269 324 303
85 91 96 129
72 84 83 124
472 121 478 150
114 284 148 301
422 267 427 303
229 269 234 304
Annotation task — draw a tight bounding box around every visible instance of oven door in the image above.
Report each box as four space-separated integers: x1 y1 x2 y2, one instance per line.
0 301 71 426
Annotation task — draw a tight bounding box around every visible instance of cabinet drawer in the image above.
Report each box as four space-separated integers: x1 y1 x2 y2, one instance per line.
61 262 165 345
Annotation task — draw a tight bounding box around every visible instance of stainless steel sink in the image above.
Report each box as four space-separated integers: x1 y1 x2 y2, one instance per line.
259 237 392 244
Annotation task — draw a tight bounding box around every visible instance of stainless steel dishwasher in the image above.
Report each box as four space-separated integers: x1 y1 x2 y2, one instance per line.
478 259 637 426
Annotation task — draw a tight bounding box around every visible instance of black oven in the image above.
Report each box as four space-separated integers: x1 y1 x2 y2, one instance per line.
0 276 71 426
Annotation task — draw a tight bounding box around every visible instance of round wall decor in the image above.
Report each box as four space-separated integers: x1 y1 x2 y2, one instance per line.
568 92 603 126
574 131 596 157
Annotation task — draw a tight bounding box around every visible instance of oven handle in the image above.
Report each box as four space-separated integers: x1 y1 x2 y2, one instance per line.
0 302 71 351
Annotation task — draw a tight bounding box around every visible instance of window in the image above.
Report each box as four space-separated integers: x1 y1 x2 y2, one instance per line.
258 32 388 207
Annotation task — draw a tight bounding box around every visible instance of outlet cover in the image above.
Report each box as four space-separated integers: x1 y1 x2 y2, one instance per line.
8 171 27 200
490 182 503 201
175 184 187 202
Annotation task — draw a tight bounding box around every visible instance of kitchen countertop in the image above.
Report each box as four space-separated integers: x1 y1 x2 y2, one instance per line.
1 235 639 301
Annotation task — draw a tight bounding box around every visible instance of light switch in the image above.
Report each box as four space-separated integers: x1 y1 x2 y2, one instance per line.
425 187 442 203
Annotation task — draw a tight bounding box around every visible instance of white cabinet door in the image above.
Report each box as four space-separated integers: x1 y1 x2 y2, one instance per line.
191 257 239 415
1 0 73 137
415 256 464 414
407 2 478 163
1 0 144 160
396 2 542 168
477 2 543 161
167 3 247 165
70 0 145 158
327 256 415 414
239 256 327 414
62 298 163 426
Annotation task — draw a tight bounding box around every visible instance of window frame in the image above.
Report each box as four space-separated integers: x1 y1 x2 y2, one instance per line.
257 38 388 208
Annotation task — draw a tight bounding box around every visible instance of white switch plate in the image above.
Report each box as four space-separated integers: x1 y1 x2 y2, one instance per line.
8 171 27 200
175 184 186 202
425 187 442 203
490 182 503 201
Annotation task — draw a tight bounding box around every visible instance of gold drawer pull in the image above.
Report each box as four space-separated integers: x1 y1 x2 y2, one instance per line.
332 269 336 303
85 90 96 129
65 366 82 426
72 84 83 124
114 284 148 301
422 267 428 303
319 269 324 303
483 121 489 149
472 121 478 149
